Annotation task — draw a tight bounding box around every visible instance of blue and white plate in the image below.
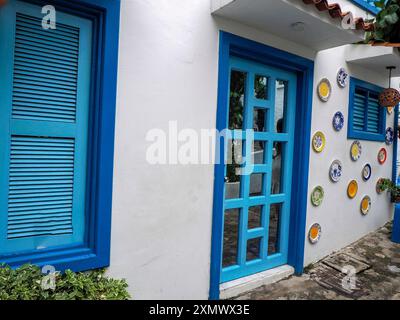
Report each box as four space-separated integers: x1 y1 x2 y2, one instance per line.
386 127 394 145
332 111 344 131
337 68 349 88
329 160 343 183
362 164 372 181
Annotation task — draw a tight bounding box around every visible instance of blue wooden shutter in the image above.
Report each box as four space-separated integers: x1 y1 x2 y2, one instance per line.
353 88 367 132
0 0 92 256
366 91 380 133
352 85 383 136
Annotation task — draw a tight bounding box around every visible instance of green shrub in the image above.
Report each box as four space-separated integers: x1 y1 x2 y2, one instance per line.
0 264 130 300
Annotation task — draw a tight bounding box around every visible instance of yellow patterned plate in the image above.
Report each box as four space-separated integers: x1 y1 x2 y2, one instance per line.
350 141 362 161
360 196 371 215
317 78 331 102
312 131 326 153
347 180 358 199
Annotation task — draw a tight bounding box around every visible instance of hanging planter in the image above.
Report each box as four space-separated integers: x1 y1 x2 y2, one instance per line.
379 67 400 108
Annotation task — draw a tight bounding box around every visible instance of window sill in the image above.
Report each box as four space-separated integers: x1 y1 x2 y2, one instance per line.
348 131 385 142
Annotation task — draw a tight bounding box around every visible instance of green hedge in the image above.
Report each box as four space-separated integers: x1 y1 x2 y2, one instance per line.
0 264 130 300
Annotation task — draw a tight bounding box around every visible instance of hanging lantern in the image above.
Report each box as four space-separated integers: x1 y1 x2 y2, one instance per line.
379 66 400 108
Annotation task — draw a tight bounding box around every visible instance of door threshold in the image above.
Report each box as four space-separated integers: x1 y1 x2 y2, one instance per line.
219 265 294 299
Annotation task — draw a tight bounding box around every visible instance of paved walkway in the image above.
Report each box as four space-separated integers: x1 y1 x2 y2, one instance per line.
235 223 400 300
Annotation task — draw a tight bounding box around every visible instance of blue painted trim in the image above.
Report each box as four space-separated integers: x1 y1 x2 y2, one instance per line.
350 0 382 15
209 31 314 299
392 104 400 243
347 77 386 142
0 0 121 272
287 60 314 276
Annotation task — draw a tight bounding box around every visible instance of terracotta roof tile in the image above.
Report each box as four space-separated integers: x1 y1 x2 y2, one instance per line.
302 0 374 31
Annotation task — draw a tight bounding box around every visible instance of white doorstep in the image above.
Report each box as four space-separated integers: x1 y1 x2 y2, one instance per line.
219 265 295 299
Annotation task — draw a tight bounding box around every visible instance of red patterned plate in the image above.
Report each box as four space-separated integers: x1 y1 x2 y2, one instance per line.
378 148 387 165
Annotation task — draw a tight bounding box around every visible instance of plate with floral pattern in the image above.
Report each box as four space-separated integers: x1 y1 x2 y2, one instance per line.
332 111 344 131
362 164 372 181
337 68 349 88
317 78 331 102
386 128 394 145
312 131 326 153
350 141 362 161
311 186 324 207
376 178 385 194
329 160 343 183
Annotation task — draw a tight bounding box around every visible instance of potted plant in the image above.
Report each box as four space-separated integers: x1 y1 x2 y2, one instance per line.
376 178 400 202
363 0 400 46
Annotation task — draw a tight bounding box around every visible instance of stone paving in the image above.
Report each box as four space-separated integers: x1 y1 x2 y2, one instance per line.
235 222 400 300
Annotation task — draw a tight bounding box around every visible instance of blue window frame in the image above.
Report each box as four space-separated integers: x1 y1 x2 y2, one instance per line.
348 77 386 142
0 0 120 272
350 0 386 15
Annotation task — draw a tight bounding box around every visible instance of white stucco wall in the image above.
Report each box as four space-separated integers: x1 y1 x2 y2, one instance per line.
304 46 396 265
108 0 396 299
109 0 315 300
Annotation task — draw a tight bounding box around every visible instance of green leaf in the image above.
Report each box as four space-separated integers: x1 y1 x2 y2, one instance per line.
385 12 399 25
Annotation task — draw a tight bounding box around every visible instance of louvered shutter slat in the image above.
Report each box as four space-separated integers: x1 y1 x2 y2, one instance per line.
7 136 75 239
12 14 79 123
353 91 366 131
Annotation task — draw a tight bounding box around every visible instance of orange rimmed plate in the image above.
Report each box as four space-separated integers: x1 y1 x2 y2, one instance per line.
347 180 358 199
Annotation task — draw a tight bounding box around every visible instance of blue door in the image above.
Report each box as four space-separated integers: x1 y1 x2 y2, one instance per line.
221 56 297 282
0 0 92 256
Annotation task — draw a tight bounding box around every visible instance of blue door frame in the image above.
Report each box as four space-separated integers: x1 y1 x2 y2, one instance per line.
209 32 314 300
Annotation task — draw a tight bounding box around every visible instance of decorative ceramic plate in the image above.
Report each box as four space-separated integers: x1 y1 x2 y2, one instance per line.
312 131 326 153
376 178 385 194
311 186 324 207
387 106 394 115
362 164 372 181
360 196 371 215
332 111 344 132
317 78 331 102
329 160 343 183
309 223 322 244
378 148 387 165
350 141 362 161
337 68 349 88
386 127 394 145
347 180 358 199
